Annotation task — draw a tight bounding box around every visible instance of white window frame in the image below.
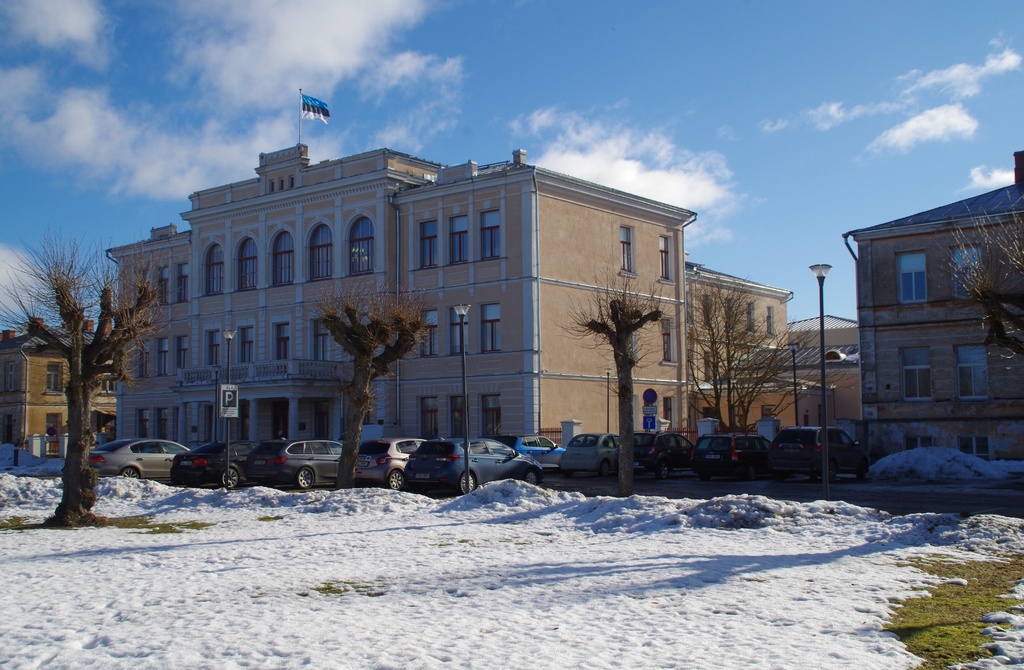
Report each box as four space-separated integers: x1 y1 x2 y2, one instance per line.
898 252 927 303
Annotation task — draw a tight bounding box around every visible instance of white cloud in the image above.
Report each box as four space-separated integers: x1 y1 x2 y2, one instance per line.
757 118 789 133
804 101 902 131
172 0 434 108
902 47 1022 99
1 0 109 68
867 104 978 153
516 108 737 219
967 165 1015 190
0 244 29 319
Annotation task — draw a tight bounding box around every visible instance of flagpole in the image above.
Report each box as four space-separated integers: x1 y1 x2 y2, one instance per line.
298 88 303 145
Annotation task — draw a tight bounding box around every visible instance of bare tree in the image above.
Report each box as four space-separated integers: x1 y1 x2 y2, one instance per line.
953 217 1024 355
2 233 159 527
687 279 792 431
567 274 665 497
314 284 428 488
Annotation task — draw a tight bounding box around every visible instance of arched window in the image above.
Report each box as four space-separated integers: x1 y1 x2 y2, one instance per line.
272 232 294 285
205 245 223 295
349 217 374 275
238 238 257 290
309 224 333 280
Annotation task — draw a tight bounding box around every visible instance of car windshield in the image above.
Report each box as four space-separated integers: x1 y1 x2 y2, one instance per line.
189 443 225 455
250 441 286 456
775 430 817 444
487 435 518 447
92 439 133 452
695 436 732 452
358 441 390 455
567 435 599 449
416 441 457 456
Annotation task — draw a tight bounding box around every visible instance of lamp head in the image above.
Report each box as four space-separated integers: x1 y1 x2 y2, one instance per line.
809 264 832 280
788 342 799 353
453 304 471 317
222 329 236 340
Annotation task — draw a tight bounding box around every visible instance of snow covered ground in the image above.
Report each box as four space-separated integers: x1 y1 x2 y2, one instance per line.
3 444 1024 669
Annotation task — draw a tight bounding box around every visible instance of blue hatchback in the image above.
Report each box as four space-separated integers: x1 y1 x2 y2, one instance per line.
404 438 544 494
483 435 564 470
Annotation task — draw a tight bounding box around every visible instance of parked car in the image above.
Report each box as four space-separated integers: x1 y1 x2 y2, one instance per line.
768 426 869 482
691 433 772 481
484 435 564 470
403 438 544 493
245 439 345 490
170 441 256 489
88 438 190 480
558 433 619 477
355 437 424 490
633 431 695 479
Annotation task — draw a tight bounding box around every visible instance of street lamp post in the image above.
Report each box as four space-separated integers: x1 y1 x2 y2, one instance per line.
222 329 235 489
809 264 831 501
453 304 471 494
605 367 611 432
788 342 800 427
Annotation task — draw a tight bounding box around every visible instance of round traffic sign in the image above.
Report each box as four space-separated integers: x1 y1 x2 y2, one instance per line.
642 388 658 405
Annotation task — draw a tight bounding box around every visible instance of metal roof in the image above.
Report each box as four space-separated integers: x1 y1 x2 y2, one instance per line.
788 315 857 331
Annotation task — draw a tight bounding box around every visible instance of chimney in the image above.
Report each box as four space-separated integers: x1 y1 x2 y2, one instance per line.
512 149 527 166
84 320 95 333
1015 151 1024 184
1 330 16 341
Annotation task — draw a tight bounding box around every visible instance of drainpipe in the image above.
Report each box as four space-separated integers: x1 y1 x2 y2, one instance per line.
531 170 543 431
680 213 698 432
389 187 402 429
18 338 31 464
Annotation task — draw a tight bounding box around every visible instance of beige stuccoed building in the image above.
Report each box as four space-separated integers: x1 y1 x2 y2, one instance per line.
108 145 698 445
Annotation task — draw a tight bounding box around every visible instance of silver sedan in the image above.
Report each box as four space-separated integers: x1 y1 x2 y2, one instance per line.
88 438 190 480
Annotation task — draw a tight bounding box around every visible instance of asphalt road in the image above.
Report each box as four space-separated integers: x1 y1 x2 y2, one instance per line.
542 470 1024 519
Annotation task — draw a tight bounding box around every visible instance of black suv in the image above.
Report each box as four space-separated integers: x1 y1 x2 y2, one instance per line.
768 427 869 481
691 433 771 481
632 431 695 479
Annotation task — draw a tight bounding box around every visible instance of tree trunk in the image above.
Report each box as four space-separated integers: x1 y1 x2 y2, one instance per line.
47 383 102 527
336 362 372 489
616 370 635 497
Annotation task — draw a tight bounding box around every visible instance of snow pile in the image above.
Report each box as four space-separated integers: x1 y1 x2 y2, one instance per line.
871 447 1013 480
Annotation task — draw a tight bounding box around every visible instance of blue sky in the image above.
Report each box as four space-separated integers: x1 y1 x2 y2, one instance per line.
1 1 1022 322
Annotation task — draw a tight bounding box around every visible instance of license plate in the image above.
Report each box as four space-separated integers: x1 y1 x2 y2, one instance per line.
704 454 720 460
181 460 192 466
415 473 430 479
633 461 641 467
253 459 265 465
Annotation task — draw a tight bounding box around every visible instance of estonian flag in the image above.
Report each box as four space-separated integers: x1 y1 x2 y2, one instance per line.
301 94 330 124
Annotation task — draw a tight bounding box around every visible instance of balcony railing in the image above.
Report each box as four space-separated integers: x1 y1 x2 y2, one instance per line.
179 360 343 387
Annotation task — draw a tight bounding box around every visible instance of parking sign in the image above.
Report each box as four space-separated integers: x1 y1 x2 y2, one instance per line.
219 384 239 418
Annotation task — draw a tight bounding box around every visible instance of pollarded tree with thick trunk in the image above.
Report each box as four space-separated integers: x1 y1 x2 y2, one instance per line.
3 234 159 527
567 274 664 497
315 284 428 489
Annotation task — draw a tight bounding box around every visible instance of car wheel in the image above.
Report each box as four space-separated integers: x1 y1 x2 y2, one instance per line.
222 467 241 489
458 471 478 494
654 460 670 480
697 471 711 482
739 464 757 482
294 467 315 490
856 459 868 482
386 469 405 491
119 467 141 479
598 460 612 477
522 469 540 486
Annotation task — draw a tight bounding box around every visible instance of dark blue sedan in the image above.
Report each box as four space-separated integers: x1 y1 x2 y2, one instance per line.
403 438 544 494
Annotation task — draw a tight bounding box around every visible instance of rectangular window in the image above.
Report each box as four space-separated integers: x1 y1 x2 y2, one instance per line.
449 215 468 264
952 245 981 299
5 361 16 391
746 302 755 333
175 335 188 370
419 220 437 268
620 226 634 273
421 310 438 357
156 408 168 439
238 326 253 363
904 435 934 449
176 263 189 302
661 319 673 362
46 363 62 392
137 346 149 378
482 394 501 435
901 347 931 400
157 266 169 304
206 330 220 367
275 323 290 360
450 308 466 354
766 306 776 335
659 236 671 280
137 409 149 438
450 395 465 438
899 252 927 303
959 435 989 460
662 396 673 428
156 338 169 376
420 397 438 438
312 320 329 361
480 210 500 259
480 303 501 352
956 345 988 399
